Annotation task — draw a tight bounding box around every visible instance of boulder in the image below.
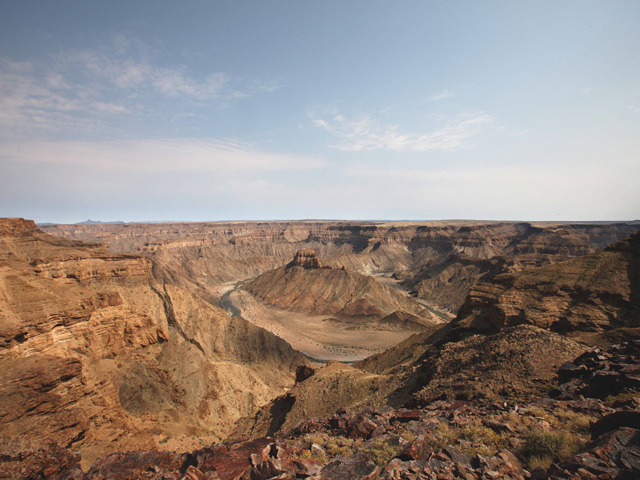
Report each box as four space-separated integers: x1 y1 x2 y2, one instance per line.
320 453 379 480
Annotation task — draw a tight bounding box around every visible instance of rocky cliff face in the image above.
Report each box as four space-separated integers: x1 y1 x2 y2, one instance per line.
41 221 640 314
452 231 640 344
289 249 322 269
0 218 304 467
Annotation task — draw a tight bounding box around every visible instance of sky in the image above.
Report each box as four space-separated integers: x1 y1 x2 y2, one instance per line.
1 1 639 223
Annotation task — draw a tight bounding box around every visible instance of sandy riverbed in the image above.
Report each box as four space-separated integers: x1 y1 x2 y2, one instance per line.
224 290 417 362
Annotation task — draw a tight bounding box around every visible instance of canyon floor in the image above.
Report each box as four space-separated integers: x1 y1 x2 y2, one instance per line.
221 288 419 362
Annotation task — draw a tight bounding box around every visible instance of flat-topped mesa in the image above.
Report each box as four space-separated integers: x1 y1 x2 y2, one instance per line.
0 218 38 236
288 249 323 269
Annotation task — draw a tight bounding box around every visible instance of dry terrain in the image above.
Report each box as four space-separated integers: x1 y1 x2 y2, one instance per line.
0 218 304 467
41 220 640 316
223 289 420 362
1 218 638 478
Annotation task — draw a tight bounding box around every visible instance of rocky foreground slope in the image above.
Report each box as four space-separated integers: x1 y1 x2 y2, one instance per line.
0 219 303 467
4 333 639 479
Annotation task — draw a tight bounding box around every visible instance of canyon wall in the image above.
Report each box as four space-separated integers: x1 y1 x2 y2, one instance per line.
42 221 640 314
452 231 640 344
0 219 303 467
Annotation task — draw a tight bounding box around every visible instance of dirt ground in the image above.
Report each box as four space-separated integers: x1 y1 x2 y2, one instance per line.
224 290 416 362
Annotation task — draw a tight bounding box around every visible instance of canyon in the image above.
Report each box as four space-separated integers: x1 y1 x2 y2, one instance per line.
0 218 303 468
1 218 639 479
41 219 638 314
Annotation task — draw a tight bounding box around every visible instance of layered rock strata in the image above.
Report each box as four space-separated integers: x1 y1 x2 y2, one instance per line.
289 249 322 269
243 252 434 327
453 231 640 344
0 218 304 466
41 221 640 313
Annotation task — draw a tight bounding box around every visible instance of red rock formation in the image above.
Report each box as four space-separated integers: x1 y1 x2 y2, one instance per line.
0 217 38 236
289 249 322 269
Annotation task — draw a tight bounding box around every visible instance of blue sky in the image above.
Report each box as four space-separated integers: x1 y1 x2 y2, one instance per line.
1 1 639 223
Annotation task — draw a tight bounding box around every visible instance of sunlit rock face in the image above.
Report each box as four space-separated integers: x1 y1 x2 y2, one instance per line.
0 218 304 467
453 231 640 344
289 248 322 269
41 220 640 313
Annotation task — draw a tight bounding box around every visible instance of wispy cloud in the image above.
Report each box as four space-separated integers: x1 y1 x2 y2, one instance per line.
0 58 131 136
430 89 453 101
1 138 330 173
56 49 230 100
0 35 282 138
311 111 493 152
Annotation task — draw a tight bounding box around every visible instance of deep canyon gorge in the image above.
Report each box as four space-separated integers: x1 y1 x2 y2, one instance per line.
1 218 639 479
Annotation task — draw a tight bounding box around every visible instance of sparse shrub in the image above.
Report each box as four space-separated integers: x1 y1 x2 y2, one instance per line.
360 439 402 467
527 406 551 420
462 421 502 445
426 422 459 450
297 449 326 462
303 432 329 446
522 429 582 467
553 408 593 433
399 430 416 443
458 420 507 456
507 410 533 428
462 443 496 457
605 390 640 406
325 436 360 458
525 406 558 426
523 430 564 458
527 455 554 470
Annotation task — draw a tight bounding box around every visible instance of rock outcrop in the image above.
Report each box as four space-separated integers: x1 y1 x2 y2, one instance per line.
409 325 588 405
243 256 433 326
453 231 640 344
233 325 590 445
231 360 400 440
289 249 322 269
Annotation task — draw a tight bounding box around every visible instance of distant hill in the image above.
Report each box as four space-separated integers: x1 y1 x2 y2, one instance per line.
75 219 125 224
243 250 435 328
